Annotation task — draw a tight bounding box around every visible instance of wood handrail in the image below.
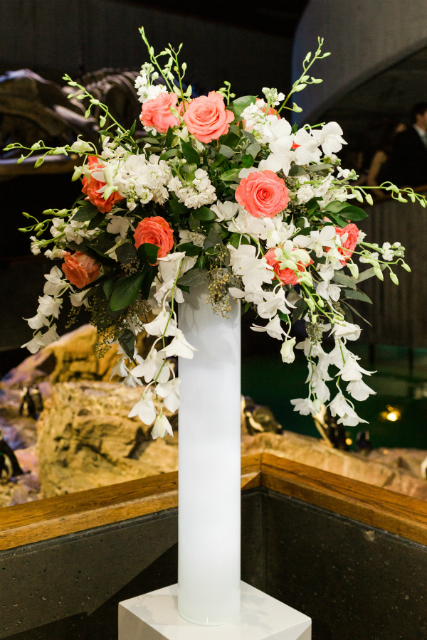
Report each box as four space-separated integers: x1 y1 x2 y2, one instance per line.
1 452 427 551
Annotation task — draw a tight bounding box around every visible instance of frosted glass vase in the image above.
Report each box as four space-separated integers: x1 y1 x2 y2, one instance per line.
178 284 241 626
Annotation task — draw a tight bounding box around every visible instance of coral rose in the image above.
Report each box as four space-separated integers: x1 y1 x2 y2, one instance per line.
335 223 359 265
140 92 180 134
183 91 234 144
265 247 312 286
235 170 289 219
134 216 174 263
62 251 100 289
81 156 124 214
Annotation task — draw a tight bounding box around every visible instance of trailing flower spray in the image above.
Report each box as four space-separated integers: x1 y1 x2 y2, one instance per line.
8 30 423 436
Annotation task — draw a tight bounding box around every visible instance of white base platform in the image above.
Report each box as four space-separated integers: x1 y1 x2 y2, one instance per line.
118 581 311 640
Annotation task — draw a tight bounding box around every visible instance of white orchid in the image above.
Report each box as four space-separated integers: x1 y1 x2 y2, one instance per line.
143 310 176 337
151 413 174 439
281 337 296 363
210 200 239 222
163 330 197 359
347 380 376 402
312 122 347 157
43 266 66 297
252 315 285 340
128 389 157 425
37 294 62 319
156 377 181 413
131 349 170 383
330 322 361 341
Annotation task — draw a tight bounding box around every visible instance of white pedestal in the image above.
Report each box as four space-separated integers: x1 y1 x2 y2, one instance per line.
118 582 312 640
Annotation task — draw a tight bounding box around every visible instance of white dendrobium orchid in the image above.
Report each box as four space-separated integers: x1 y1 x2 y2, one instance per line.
70 290 88 307
25 313 48 330
37 294 62 319
155 377 181 413
281 337 296 363
290 397 319 416
163 330 197 359
292 128 322 164
257 288 294 319
316 280 341 302
43 266 66 297
210 200 239 222
338 358 374 382
143 310 176 337
229 285 265 306
252 315 285 340
128 389 157 425
110 356 129 379
151 413 174 440
106 215 134 239
229 244 274 290
131 349 170 383
347 379 376 402
294 225 337 258
331 322 361 342
312 122 347 157
329 391 367 427
259 136 294 176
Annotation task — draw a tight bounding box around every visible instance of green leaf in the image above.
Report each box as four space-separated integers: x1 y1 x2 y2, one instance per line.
221 132 240 149
182 163 197 180
189 212 202 232
219 168 241 181
203 229 222 250
169 198 187 215
246 142 261 158
87 212 105 230
193 206 216 221
137 243 159 265
116 243 137 264
160 148 182 160
342 301 371 325
343 288 372 304
72 202 99 222
181 140 200 165
339 204 367 221
289 164 307 176
103 277 116 299
241 154 255 168
291 298 307 324
229 95 256 121
242 130 257 144
228 233 241 249
140 266 158 299
129 120 136 137
176 242 202 257
357 264 386 283
332 272 358 290
218 145 235 159
118 329 136 363
177 268 208 288
110 273 144 311
291 123 298 134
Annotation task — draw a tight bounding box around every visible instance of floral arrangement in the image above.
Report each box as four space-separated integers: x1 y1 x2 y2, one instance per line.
7 30 425 438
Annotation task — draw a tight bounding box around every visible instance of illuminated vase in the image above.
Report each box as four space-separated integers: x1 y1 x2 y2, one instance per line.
178 283 241 625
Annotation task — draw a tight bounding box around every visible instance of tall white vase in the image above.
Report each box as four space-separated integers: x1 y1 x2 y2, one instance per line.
178 284 241 626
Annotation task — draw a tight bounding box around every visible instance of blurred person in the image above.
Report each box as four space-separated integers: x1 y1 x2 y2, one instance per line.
367 121 407 198
340 144 368 186
389 102 427 188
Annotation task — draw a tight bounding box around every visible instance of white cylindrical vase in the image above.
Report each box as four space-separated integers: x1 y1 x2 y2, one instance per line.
178 284 241 626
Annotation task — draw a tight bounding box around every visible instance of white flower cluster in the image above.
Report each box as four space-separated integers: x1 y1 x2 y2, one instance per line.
292 323 376 427
22 267 69 354
112 154 172 207
111 253 199 438
50 216 98 245
135 63 167 104
168 169 217 209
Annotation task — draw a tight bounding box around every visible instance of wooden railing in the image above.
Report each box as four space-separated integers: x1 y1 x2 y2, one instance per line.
2 453 427 551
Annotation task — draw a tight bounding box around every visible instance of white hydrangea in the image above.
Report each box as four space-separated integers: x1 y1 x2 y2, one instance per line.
112 154 172 205
168 169 216 209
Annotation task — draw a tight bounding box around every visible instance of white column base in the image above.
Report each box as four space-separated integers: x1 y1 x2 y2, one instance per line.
118 581 311 640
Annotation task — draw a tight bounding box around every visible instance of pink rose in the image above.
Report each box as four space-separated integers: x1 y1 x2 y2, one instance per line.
62 251 100 289
235 170 289 218
265 247 313 286
81 156 124 214
335 223 359 265
140 92 180 134
183 92 234 143
134 216 174 263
